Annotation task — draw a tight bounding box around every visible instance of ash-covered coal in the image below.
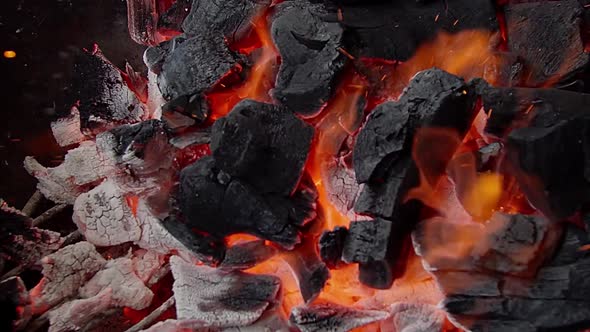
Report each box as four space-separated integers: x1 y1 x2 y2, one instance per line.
290 302 389 332
271 0 347 116
505 0 589 86
65 48 143 134
415 214 590 332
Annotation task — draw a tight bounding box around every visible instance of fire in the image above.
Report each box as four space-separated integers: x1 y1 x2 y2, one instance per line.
206 13 278 120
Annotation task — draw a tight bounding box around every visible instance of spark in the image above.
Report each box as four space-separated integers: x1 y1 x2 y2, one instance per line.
3 50 16 59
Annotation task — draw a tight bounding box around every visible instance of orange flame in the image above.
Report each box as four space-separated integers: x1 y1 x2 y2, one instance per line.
206 13 278 120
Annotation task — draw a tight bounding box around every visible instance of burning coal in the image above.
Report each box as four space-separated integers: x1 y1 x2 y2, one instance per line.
5 0 590 331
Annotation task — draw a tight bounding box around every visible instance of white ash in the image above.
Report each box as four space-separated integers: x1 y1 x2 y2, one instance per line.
48 288 113 332
73 179 142 247
135 200 200 263
381 303 446 332
132 249 168 285
322 157 369 221
50 107 87 147
80 257 154 310
146 71 164 120
30 241 107 312
24 141 113 204
170 256 280 328
24 156 84 204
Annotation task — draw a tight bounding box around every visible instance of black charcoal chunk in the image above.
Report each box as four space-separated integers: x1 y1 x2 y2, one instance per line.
342 219 401 289
222 180 301 249
319 227 348 268
157 34 240 101
505 0 588 86
343 219 392 264
211 99 314 195
354 69 478 221
220 240 276 271
481 84 590 219
271 1 347 116
283 237 330 303
66 49 142 131
340 0 497 61
354 156 414 218
354 68 476 183
290 303 389 332
179 156 227 231
182 0 270 44
161 217 226 266
161 93 209 123
476 142 502 171
507 115 590 219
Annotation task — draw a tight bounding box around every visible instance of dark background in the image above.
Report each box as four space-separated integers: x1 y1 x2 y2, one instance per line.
0 0 145 207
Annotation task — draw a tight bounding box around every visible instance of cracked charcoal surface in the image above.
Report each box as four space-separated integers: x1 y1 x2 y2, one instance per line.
170 256 280 327
290 302 389 332
48 288 113 332
271 0 347 116
157 34 240 101
211 99 314 195
339 0 497 61
182 0 270 44
319 227 348 269
66 50 143 132
79 257 153 310
505 0 589 86
30 242 107 311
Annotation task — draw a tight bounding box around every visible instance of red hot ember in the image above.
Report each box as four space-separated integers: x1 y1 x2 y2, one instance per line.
6 0 590 331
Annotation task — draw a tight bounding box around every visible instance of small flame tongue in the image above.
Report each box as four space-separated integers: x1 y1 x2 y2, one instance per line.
206 12 279 120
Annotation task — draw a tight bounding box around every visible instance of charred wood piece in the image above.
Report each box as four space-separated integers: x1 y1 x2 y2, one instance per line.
157 0 191 34
182 0 270 44
319 227 348 269
126 0 159 45
170 256 280 328
66 47 143 133
290 302 389 332
505 0 588 86
271 0 347 116
0 205 62 271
